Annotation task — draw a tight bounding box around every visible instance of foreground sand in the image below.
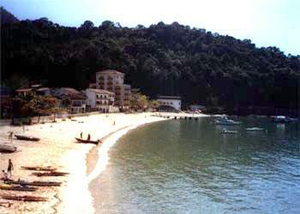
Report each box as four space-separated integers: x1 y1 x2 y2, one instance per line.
0 112 207 214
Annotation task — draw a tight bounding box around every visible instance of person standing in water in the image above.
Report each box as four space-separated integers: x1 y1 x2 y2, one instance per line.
7 159 14 177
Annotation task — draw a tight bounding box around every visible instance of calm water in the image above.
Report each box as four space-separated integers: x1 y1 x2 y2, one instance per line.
90 117 300 214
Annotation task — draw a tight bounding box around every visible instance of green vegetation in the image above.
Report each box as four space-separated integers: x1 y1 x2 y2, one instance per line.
2 7 299 113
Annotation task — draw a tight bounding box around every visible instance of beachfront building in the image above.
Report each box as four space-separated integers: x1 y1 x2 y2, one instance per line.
94 70 131 110
54 88 86 114
85 88 117 113
157 96 181 112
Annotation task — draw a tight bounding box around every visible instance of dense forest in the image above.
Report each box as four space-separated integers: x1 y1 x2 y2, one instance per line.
1 7 300 113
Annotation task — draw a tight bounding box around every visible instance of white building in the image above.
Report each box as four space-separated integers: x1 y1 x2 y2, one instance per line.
157 96 181 111
85 88 116 113
95 70 131 109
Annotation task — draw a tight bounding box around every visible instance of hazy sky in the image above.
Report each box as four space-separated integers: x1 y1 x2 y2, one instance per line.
1 0 299 56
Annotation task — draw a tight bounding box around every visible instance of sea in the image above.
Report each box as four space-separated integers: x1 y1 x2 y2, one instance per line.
89 117 300 214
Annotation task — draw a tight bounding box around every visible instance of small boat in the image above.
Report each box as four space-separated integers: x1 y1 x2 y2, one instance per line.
15 134 40 141
5 180 62 187
0 143 17 153
246 127 265 131
75 137 100 145
1 194 47 202
32 171 69 177
221 129 239 134
215 116 242 126
21 166 56 171
0 184 37 192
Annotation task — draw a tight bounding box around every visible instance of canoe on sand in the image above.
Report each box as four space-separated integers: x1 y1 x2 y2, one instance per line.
0 184 37 192
15 134 40 141
75 137 100 145
21 166 56 171
32 171 69 177
0 143 17 153
1 194 47 202
5 180 62 187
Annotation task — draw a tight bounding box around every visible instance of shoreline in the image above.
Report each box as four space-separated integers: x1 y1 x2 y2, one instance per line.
0 112 208 214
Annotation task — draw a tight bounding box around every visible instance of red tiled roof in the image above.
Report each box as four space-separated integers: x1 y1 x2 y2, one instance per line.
87 88 114 95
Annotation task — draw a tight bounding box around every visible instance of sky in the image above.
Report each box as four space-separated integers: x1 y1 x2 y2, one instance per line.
1 0 299 56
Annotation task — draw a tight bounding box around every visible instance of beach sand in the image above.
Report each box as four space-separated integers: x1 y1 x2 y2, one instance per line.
0 112 207 214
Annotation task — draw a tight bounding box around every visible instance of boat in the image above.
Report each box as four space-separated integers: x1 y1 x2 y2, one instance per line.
215 116 242 126
21 166 56 171
75 137 100 145
15 134 40 141
246 127 265 131
272 116 298 123
221 129 239 134
32 171 69 177
1 194 47 202
0 143 17 153
5 180 62 187
0 184 37 192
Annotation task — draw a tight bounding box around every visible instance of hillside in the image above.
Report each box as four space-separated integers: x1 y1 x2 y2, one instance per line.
1 8 300 112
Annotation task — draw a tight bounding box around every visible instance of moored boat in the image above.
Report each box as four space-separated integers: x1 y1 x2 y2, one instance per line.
75 137 100 145
0 143 17 153
246 127 265 131
15 134 40 141
221 129 239 134
215 116 242 125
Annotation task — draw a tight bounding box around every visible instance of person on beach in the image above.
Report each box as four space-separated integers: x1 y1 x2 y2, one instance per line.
7 159 14 177
1 170 8 181
80 132 83 138
87 134 91 141
8 131 13 143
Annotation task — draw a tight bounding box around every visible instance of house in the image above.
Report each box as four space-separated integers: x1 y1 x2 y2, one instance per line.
94 70 131 110
157 96 181 111
54 88 86 114
85 88 117 113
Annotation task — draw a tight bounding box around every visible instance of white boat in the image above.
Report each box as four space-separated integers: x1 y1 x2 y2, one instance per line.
215 116 242 125
272 116 297 123
0 143 17 153
246 127 265 131
221 129 239 134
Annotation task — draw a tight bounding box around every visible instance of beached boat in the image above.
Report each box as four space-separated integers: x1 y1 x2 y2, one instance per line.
246 127 265 131
1 194 47 202
0 143 17 153
15 134 40 141
32 171 69 177
21 166 56 171
5 180 62 187
221 129 239 134
75 137 100 145
215 116 242 126
0 184 37 192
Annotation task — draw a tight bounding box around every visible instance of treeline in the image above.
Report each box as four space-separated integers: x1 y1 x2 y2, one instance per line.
1 7 300 112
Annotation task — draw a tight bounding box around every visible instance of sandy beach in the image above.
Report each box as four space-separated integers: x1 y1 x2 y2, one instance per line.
0 112 207 214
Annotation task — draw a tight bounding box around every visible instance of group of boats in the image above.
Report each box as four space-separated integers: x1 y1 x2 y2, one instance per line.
0 166 66 202
215 115 279 135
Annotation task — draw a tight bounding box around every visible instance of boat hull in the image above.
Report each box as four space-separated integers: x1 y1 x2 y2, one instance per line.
15 135 40 141
75 137 100 145
0 144 17 153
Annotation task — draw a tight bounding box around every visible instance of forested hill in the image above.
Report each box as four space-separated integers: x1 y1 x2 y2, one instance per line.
1 7 300 111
